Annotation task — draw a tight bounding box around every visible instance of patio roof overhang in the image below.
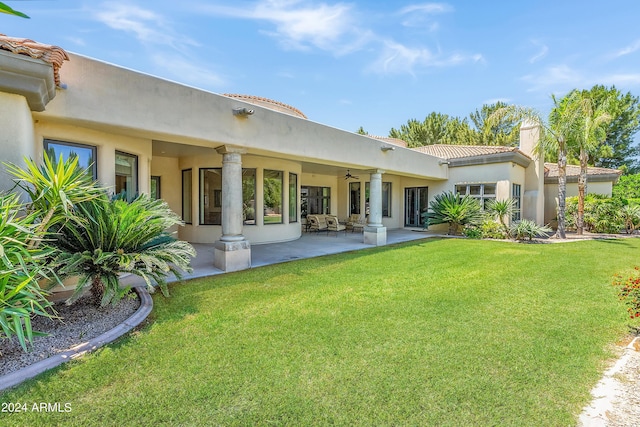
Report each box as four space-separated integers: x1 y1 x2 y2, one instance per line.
38 52 447 182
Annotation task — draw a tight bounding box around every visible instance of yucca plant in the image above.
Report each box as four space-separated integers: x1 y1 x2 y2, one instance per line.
620 204 640 234
423 191 483 235
50 194 196 307
485 198 517 237
0 193 55 352
510 219 553 241
5 154 104 246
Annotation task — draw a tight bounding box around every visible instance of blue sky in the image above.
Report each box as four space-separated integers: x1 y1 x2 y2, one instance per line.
3 0 640 141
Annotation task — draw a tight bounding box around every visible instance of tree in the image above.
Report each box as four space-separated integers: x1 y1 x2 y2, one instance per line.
488 94 584 239
469 102 520 146
485 198 517 237
567 90 612 235
356 126 368 135
0 2 29 18
585 86 640 173
389 112 478 147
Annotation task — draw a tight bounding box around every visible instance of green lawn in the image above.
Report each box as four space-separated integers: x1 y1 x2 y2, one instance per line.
2 238 639 426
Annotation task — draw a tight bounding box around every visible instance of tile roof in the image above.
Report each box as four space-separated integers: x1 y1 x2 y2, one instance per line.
0 34 69 86
544 163 622 178
366 135 408 148
223 94 307 119
412 144 527 160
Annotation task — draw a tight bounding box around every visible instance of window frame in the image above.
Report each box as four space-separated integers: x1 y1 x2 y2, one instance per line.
455 183 497 210
115 150 139 197
263 169 284 225
182 169 193 224
289 172 298 223
43 139 97 180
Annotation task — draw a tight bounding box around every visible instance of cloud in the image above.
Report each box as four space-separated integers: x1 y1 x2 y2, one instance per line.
610 39 640 58
200 1 481 75
94 3 198 50
397 3 454 29
528 40 548 63
521 65 584 92
200 0 366 53
150 53 226 89
369 40 483 75
522 65 640 93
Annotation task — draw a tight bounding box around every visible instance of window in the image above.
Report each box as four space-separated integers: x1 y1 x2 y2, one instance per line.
289 173 298 223
349 182 361 215
264 169 283 224
512 184 522 222
365 182 392 217
243 169 256 225
115 151 138 197
44 139 97 180
150 176 161 200
301 186 331 217
182 169 192 224
455 183 496 209
200 168 222 225
263 169 284 224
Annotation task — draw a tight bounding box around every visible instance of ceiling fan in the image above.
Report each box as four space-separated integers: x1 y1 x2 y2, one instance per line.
344 169 359 180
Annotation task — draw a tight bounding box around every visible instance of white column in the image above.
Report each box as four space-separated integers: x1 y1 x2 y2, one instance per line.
214 146 251 272
364 169 387 246
220 150 245 241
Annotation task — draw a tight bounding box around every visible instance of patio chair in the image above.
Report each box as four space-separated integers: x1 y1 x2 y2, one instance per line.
326 215 346 235
307 215 328 233
346 214 366 233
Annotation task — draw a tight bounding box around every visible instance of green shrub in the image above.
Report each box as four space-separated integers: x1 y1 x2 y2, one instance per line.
613 173 640 199
50 195 197 307
0 193 55 351
510 219 553 241
480 217 509 239
485 198 516 237
566 195 624 233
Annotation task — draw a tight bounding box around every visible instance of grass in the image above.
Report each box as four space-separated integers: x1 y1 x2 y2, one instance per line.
1 238 639 426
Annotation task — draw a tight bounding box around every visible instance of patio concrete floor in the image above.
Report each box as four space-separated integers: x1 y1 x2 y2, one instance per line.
121 228 440 287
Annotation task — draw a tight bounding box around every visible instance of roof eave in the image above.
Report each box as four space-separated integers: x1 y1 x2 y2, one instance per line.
0 50 56 111
448 151 531 168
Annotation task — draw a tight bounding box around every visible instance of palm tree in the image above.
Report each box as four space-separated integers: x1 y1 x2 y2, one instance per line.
488 93 585 239
569 90 612 235
485 198 517 237
50 194 196 307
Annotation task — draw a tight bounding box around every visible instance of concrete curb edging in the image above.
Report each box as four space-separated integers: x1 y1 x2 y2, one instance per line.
0 286 153 393
578 336 640 426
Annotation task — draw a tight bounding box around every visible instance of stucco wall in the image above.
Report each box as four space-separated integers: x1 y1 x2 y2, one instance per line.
33 122 152 194
178 154 302 244
0 92 35 195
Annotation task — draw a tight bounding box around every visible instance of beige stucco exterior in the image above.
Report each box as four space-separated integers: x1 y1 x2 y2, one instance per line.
0 43 622 267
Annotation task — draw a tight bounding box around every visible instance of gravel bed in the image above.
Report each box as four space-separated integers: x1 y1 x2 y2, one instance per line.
604 340 640 426
0 292 140 377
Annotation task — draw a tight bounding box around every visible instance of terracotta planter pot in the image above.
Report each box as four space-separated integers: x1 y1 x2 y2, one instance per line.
39 276 88 303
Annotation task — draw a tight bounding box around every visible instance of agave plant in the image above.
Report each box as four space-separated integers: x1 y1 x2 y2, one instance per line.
423 191 483 235
50 194 196 307
0 193 55 351
510 219 553 241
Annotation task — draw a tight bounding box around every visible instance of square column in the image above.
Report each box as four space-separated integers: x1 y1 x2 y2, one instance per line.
364 170 387 246
214 146 251 272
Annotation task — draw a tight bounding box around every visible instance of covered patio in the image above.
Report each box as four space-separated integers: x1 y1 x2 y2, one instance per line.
121 228 442 287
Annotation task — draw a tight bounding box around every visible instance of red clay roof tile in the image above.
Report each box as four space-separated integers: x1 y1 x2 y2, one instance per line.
0 34 69 86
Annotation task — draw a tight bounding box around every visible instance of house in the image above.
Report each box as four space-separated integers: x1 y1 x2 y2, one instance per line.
0 35 621 272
